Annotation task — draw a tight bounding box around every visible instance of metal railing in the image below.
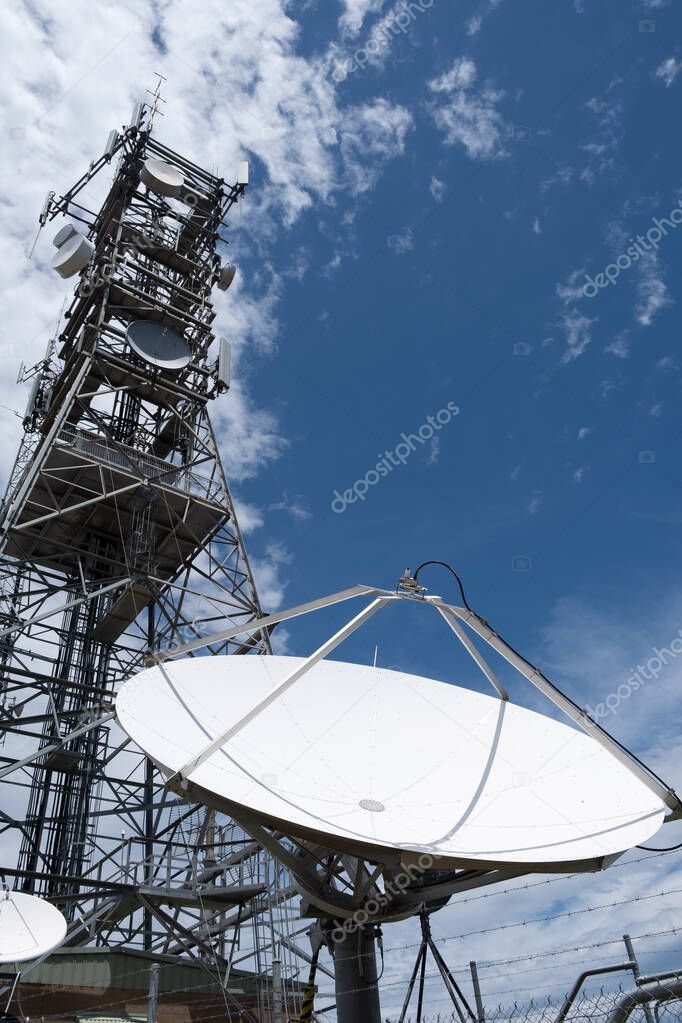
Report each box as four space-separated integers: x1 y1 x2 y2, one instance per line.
57 425 222 502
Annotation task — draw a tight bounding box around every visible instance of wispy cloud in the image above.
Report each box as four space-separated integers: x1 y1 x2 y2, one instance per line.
635 253 673 327
428 58 506 160
605 331 630 359
655 56 681 88
426 435 440 464
528 490 543 515
555 272 595 364
268 493 312 521
656 355 676 371
560 309 594 363
466 0 504 35
429 176 446 203
387 226 414 253
250 542 293 610
581 86 623 182
338 0 386 36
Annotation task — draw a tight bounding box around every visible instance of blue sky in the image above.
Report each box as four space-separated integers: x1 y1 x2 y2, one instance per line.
2 0 682 1015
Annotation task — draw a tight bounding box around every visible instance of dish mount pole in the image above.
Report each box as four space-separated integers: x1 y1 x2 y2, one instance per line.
332 925 383 1023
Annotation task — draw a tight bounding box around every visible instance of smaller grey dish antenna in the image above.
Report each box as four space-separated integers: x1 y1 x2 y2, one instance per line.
51 226 94 279
217 263 237 291
141 158 185 198
126 320 191 370
52 224 78 248
0 891 67 964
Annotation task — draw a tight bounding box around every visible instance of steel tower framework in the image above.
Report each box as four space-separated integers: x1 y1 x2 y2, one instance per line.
0 90 308 1017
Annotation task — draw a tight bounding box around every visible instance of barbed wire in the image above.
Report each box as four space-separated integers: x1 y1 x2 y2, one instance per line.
383 888 682 956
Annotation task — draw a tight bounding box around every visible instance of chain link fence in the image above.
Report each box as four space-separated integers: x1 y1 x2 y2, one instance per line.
390 982 682 1023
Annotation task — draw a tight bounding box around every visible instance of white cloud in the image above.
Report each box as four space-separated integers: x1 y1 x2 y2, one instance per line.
559 308 594 363
428 58 506 160
426 435 440 464
387 227 414 253
581 89 623 182
527 490 543 515
605 331 630 359
249 541 292 610
554 271 595 364
635 253 673 326
268 493 312 521
650 402 663 417
555 272 586 305
232 498 265 533
655 57 681 88
0 0 414 618
510 464 521 481
656 355 675 371
338 0 386 36
532 216 542 234
573 465 586 482
578 427 591 440
430 176 446 203
465 0 504 35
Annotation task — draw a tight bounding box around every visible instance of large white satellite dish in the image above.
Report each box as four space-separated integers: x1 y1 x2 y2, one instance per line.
126 320 191 370
0 891 67 964
117 653 666 869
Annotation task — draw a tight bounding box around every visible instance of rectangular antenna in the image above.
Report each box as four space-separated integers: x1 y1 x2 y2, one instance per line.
218 338 231 391
237 161 249 185
104 130 118 158
130 100 144 129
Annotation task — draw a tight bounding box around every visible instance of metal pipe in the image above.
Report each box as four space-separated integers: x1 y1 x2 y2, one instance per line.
606 979 682 1023
157 583 387 660
638 970 682 986
272 953 283 1023
556 963 636 1023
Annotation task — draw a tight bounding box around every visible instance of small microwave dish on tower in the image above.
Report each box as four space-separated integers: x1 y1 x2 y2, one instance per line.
141 157 185 197
125 319 191 370
51 224 94 279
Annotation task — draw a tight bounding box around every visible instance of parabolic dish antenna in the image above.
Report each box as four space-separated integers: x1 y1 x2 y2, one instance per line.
217 262 237 291
51 231 94 279
52 223 78 248
117 655 666 870
125 320 191 370
140 158 185 197
0 892 67 964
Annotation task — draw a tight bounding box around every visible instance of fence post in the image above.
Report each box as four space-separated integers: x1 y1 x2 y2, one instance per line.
147 962 160 1023
623 934 655 1023
470 961 485 1023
